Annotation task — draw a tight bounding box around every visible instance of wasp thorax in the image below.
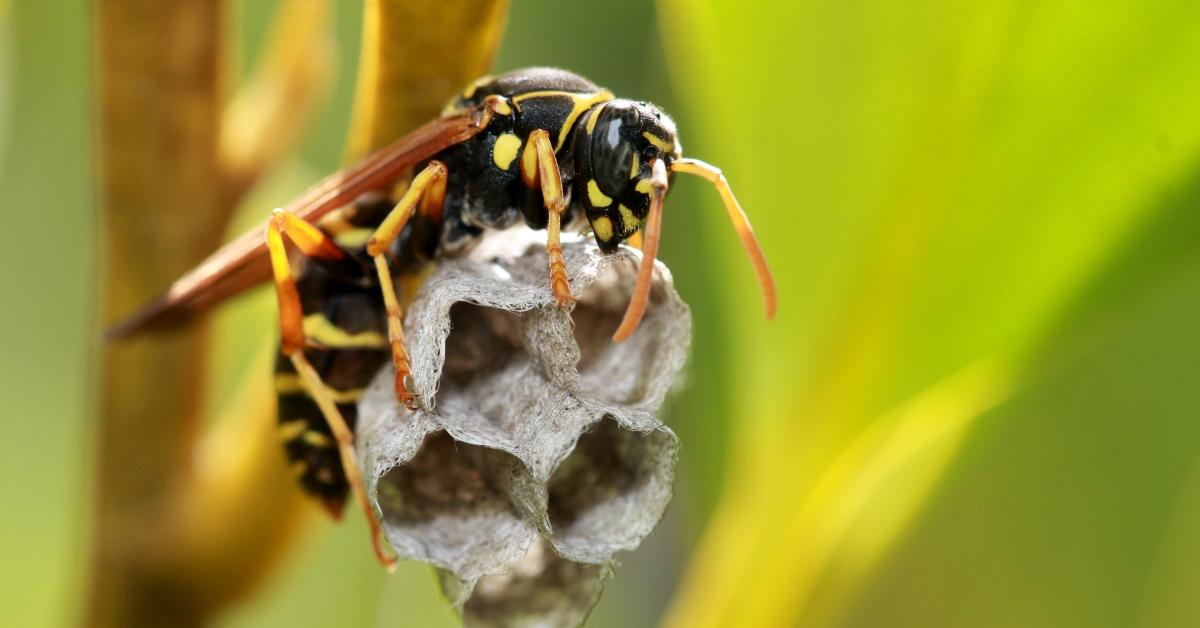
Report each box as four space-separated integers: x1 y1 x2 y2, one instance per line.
574 99 681 252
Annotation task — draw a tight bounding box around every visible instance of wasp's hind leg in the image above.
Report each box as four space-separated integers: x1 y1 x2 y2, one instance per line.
365 161 449 411
265 213 398 571
526 129 575 308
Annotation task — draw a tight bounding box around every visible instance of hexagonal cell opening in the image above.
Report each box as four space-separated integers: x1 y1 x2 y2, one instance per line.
377 431 534 572
379 431 518 525
456 538 610 627
546 416 676 559
572 257 674 407
437 302 525 403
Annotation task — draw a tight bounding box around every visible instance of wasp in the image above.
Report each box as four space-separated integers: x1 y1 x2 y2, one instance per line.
111 67 776 569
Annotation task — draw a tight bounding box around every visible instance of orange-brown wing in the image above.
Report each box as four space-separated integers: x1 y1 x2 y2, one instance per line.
107 108 487 339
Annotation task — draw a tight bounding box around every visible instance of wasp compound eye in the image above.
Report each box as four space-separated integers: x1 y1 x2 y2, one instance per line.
591 103 641 197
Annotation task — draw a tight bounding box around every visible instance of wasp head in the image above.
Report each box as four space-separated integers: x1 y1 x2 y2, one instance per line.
572 97 775 344
574 99 680 253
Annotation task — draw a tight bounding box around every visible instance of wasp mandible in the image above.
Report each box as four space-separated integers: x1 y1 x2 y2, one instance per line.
111 67 776 569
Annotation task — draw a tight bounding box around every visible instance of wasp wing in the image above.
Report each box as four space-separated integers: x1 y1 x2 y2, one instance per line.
107 108 486 339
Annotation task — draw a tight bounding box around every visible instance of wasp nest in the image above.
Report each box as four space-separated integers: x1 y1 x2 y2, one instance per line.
358 232 691 627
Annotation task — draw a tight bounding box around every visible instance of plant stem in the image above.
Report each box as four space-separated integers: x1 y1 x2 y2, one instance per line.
87 1 510 624
347 0 510 156
88 2 309 625
90 3 227 625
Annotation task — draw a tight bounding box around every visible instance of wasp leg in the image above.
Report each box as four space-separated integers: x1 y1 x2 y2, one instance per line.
366 161 448 411
529 129 575 308
265 216 398 571
627 230 644 250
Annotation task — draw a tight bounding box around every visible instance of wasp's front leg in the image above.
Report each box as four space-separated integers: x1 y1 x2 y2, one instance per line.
523 128 575 308
366 161 448 411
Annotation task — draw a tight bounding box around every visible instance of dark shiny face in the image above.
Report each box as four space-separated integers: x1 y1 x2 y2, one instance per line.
574 99 680 251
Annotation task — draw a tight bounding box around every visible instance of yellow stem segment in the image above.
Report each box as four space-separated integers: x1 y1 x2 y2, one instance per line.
347 0 511 158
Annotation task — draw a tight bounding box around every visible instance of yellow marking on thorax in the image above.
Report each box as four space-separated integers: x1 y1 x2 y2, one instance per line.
642 131 674 153
302 313 388 348
587 179 613 207
630 153 640 178
618 204 639 233
513 89 615 150
445 75 498 115
635 178 653 194
462 74 494 100
276 372 368 403
592 216 614 242
493 133 522 170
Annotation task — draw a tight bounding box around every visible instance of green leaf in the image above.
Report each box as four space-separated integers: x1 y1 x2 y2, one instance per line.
659 1 1200 625
842 260 1200 628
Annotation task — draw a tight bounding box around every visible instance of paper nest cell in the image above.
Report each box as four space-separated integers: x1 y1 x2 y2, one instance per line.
357 231 692 627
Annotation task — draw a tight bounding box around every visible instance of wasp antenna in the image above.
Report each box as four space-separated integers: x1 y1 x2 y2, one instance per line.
671 158 776 320
614 159 669 342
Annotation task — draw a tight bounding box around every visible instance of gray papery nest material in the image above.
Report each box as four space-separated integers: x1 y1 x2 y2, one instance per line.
357 231 691 627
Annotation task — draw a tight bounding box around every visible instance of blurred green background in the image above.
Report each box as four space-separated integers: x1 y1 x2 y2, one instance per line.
4 0 1200 626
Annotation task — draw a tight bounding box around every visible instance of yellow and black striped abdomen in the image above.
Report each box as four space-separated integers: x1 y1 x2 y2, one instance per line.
276 264 390 517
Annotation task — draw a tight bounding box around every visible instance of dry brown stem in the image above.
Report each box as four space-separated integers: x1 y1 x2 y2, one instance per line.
88 2 321 625
88 0 511 625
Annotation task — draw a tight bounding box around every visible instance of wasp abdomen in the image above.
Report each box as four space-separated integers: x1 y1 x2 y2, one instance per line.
276 264 390 516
